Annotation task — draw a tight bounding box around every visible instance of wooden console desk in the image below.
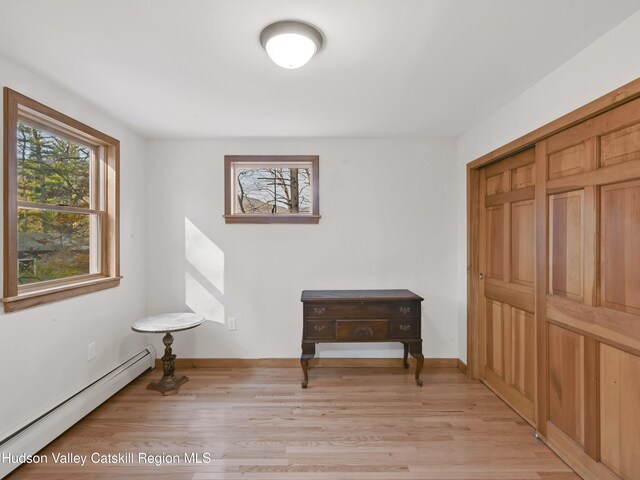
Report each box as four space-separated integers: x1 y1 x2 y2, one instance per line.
300 289 424 388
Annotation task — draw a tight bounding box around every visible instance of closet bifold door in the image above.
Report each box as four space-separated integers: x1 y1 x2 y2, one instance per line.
537 96 640 480
478 148 537 424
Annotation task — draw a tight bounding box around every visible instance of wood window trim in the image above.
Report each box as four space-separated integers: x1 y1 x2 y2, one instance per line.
224 155 320 224
2 88 120 312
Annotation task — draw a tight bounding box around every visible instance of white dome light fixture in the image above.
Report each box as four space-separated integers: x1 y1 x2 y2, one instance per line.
260 20 324 69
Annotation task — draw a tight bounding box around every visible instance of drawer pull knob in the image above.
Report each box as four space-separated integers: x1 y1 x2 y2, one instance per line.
313 307 326 315
353 325 374 337
313 324 326 332
399 324 411 332
399 306 411 315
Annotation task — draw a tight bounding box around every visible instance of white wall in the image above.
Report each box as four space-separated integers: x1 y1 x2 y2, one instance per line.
455 10 640 362
6 6 637 439
1 55 148 440
146 138 458 360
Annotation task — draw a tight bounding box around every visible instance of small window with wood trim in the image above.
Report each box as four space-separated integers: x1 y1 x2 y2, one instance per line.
224 155 320 224
3 88 120 312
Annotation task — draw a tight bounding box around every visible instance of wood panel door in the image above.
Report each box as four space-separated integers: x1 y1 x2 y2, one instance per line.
537 95 640 480
479 148 537 424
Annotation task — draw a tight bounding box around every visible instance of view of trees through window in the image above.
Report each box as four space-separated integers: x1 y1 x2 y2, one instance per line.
235 167 311 214
17 121 93 285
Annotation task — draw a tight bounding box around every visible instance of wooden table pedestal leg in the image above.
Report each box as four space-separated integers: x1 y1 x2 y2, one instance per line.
409 341 424 387
147 332 188 395
300 342 316 388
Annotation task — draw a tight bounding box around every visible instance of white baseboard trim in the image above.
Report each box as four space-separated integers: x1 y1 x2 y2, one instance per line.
0 346 155 478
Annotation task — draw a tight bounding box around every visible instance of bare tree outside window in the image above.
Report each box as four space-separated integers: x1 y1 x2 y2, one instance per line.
236 168 311 214
224 156 320 224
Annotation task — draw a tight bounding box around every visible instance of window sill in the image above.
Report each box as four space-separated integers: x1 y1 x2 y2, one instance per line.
2 276 122 313
224 214 321 224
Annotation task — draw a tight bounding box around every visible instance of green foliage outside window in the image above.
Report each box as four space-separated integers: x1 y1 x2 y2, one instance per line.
17 122 93 285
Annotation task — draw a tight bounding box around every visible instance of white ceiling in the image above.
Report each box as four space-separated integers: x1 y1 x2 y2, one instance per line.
1 0 639 138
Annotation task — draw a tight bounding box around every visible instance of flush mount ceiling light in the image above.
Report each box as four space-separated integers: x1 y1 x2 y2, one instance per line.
260 20 324 69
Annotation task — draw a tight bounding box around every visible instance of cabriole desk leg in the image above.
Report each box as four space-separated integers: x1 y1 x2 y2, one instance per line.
300 342 316 388
409 341 424 387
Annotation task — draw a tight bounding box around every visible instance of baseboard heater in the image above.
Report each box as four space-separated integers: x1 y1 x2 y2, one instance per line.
0 346 156 479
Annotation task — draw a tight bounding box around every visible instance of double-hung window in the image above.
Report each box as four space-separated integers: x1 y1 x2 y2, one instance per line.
3 88 120 312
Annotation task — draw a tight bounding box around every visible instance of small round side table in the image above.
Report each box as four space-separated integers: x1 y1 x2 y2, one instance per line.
132 312 204 395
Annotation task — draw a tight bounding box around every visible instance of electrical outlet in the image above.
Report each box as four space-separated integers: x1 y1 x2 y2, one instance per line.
88 341 96 361
227 317 236 331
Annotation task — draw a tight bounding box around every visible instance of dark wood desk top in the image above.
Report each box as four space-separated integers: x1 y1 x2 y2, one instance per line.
301 289 424 302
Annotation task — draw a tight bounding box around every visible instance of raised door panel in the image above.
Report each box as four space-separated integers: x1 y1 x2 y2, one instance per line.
512 163 535 190
600 344 640 480
600 121 640 167
546 96 640 167
549 191 584 301
511 307 535 400
486 206 504 281
548 144 588 179
485 299 504 377
548 323 585 447
511 200 535 287
601 180 640 315
487 173 505 196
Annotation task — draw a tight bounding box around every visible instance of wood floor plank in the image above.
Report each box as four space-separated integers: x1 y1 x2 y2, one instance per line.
8 367 578 479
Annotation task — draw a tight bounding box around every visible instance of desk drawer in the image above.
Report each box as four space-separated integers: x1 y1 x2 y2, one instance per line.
305 320 336 340
305 301 419 319
389 319 419 339
336 320 388 341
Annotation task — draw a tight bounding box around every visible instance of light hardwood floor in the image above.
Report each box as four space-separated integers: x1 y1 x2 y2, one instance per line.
9 366 579 480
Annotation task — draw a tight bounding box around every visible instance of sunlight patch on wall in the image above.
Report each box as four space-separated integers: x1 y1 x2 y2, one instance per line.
185 271 225 324
184 217 225 324
185 218 224 294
